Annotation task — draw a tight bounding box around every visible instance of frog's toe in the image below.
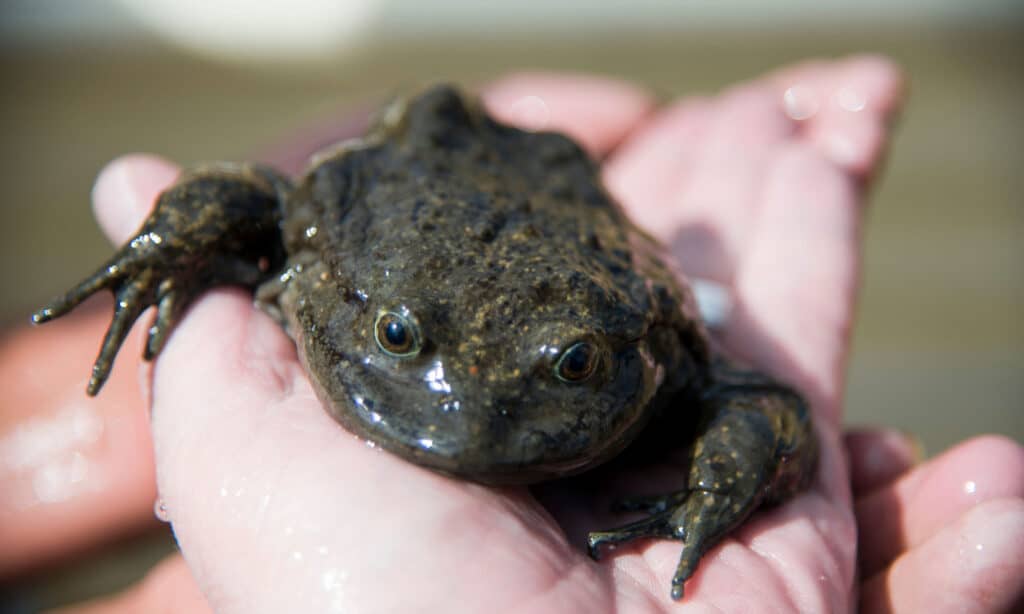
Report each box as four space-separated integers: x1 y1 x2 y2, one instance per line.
668 532 709 600
87 269 160 394
587 508 679 560
143 281 196 360
31 260 122 324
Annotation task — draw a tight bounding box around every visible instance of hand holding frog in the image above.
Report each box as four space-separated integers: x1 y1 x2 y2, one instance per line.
15 61 1024 613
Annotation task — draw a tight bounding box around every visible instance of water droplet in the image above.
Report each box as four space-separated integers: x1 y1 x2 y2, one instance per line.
836 86 867 112
783 84 819 121
692 277 732 331
322 567 348 591
154 498 170 522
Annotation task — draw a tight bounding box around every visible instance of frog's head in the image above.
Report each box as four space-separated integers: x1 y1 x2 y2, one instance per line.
298 249 682 484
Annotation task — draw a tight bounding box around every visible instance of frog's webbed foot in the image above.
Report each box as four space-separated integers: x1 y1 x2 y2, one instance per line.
587 371 818 601
33 257 196 394
588 463 768 600
588 487 752 600
33 163 291 395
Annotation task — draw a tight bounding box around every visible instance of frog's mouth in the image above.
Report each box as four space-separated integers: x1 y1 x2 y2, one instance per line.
308 371 653 486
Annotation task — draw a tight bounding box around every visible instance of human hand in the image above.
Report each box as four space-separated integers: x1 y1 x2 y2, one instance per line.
845 428 1024 613
75 60 894 612
6 62 1019 613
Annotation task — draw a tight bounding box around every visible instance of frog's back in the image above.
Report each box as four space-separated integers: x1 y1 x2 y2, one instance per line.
289 86 629 269
285 86 679 340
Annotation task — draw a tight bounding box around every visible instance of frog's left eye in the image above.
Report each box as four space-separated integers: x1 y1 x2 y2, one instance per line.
554 341 599 383
374 310 422 357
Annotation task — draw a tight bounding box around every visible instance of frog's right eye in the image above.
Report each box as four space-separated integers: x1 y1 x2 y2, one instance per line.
554 341 600 383
374 310 422 357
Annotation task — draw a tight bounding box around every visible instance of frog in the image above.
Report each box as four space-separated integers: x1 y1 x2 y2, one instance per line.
32 84 818 600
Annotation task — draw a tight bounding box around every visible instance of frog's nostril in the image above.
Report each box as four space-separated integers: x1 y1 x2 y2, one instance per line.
496 400 526 422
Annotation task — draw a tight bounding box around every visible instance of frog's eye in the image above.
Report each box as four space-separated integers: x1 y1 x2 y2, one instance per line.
554 341 599 383
374 310 422 357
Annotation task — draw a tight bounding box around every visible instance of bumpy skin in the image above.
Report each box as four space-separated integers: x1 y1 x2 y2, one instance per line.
34 85 817 599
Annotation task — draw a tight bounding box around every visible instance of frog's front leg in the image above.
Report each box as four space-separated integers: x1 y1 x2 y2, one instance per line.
33 163 292 395
587 365 819 600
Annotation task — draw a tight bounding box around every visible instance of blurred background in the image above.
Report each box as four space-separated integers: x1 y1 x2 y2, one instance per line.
1 0 1021 610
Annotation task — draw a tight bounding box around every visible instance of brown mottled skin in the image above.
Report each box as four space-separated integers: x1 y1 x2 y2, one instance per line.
33 85 817 599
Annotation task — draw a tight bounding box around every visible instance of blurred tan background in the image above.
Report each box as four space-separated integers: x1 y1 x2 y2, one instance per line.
1 0 1022 609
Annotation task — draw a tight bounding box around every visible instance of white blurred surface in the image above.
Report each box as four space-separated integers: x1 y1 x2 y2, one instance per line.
114 0 380 61
2 0 1021 54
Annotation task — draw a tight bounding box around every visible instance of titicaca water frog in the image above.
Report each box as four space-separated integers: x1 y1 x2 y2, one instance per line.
33 84 818 599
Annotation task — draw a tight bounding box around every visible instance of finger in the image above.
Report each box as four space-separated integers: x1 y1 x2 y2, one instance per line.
724 59 904 414
604 81 794 281
844 428 922 496
859 497 1024 614
92 154 181 245
0 306 156 577
481 71 657 157
601 57 904 414
723 141 859 417
45 553 212 614
601 97 712 239
773 55 906 178
856 435 1024 577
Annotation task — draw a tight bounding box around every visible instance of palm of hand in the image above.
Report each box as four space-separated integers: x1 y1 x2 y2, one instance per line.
93 58 902 613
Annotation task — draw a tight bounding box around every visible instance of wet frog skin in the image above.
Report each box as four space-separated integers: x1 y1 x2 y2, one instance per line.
34 85 818 599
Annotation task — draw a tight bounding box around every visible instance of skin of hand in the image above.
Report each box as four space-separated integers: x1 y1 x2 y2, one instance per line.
2 62 1020 613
